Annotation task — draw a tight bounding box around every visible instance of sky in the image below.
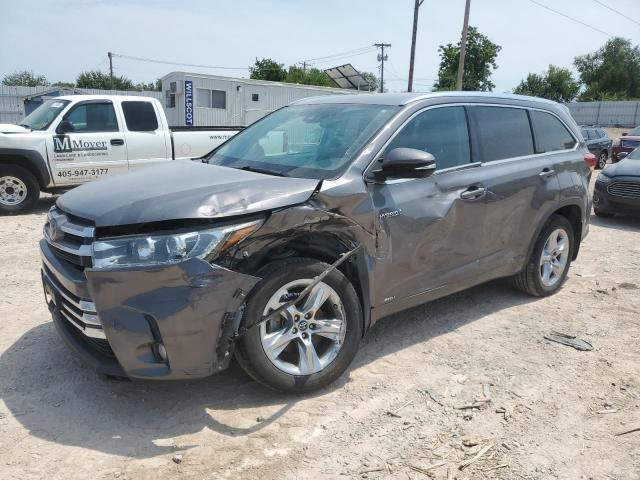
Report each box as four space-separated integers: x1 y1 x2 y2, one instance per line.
1 0 639 93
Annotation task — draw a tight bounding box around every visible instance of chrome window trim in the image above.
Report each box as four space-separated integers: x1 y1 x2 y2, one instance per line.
363 102 579 182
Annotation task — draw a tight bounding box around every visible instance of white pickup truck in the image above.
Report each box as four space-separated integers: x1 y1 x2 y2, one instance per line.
0 95 241 213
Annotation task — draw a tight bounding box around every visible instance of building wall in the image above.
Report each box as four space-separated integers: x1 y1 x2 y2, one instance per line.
162 72 352 127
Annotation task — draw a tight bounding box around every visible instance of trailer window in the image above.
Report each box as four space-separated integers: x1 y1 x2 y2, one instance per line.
196 88 226 109
121 101 158 131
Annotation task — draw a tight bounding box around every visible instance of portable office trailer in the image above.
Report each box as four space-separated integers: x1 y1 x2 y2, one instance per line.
161 71 353 127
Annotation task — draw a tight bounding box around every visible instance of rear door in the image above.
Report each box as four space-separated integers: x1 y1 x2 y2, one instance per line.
369 105 490 309
47 100 128 186
120 100 171 171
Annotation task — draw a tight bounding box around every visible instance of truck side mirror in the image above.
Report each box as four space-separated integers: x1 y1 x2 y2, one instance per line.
56 120 75 134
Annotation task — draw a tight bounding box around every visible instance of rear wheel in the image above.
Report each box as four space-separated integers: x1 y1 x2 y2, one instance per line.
235 257 362 393
510 215 574 297
0 165 39 214
597 151 608 169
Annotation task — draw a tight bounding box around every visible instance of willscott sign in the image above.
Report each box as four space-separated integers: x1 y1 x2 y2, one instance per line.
184 80 194 126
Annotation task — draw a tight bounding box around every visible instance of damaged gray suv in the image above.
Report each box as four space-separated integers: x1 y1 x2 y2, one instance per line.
41 92 592 393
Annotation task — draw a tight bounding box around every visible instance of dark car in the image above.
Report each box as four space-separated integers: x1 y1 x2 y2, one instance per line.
581 126 612 169
593 147 640 217
612 126 640 162
40 92 593 393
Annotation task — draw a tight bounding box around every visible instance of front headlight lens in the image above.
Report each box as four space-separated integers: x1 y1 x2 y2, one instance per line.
92 220 262 269
597 171 612 183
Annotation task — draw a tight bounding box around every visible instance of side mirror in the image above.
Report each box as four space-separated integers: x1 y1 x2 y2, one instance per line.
617 151 629 160
370 147 436 180
56 120 75 134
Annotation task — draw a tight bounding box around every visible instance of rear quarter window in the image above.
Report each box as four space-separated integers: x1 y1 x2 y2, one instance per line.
530 110 576 153
471 106 534 162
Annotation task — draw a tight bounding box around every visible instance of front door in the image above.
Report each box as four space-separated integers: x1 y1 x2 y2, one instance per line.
47 100 127 186
369 105 490 310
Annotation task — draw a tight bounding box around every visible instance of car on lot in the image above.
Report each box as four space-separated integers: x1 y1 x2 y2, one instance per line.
593 147 640 217
0 95 240 214
581 126 612 169
612 126 640 162
40 92 593 393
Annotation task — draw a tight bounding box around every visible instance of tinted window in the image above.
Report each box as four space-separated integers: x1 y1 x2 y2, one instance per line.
597 128 607 138
587 129 599 140
472 106 534 162
122 101 158 131
386 106 470 170
581 129 588 140
212 90 226 109
63 102 118 133
530 110 576 153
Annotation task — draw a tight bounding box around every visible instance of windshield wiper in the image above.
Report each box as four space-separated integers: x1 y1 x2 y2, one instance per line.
19 123 31 129
237 165 286 177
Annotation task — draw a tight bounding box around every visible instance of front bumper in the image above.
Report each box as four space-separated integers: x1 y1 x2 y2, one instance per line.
593 178 640 215
41 239 259 380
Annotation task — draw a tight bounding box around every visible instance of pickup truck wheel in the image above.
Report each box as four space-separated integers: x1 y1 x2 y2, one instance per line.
597 151 608 169
0 165 39 214
235 257 362 393
510 215 574 297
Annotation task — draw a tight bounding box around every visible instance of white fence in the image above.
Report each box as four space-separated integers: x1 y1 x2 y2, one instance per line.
567 101 640 128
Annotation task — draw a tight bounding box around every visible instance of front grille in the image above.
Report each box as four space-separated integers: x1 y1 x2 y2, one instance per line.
44 207 94 268
607 181 640 199
43 267 107 341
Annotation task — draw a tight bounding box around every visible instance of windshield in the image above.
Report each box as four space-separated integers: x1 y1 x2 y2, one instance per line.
630 127 640 136
207 103 399 180
627 148 640 160
21 99 70 130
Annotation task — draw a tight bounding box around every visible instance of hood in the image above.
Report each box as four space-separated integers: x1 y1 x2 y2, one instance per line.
57 161 320 227
0 124 30 134
603 158 640 178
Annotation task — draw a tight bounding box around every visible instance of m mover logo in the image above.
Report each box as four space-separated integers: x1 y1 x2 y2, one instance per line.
53 135 108 153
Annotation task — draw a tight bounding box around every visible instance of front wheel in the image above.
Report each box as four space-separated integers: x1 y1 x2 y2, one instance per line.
510 215 574 297
0 165 40 214
235 257 362 393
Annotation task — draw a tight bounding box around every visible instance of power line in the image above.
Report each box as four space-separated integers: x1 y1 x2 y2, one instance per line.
303 46 376 63
308 48 378 66
593 0 640 27
526 0 611 37
111 53 250 70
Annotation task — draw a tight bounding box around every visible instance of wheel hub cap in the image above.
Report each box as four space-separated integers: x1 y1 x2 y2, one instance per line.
539 228 569 287
260 279 347 376
0 176 28 206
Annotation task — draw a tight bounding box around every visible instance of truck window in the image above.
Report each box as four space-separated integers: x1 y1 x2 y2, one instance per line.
121 101 158 131
471 106 534 162
386 106 471 170
21 99 70 130
530 110 576 153
63 102 119 133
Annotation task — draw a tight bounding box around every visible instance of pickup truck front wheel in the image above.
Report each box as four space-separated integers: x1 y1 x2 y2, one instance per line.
235 257 362 393
0 165 39 214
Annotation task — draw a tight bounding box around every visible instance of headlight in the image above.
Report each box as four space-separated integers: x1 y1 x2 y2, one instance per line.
596 171 612 183
92 220 262 269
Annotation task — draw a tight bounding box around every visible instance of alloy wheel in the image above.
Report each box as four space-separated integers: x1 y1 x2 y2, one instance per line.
598 152 607 169
539 228 569 287
260 279 347 375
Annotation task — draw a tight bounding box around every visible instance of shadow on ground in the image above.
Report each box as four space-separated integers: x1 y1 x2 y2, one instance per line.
590 212 640 232
1 278 536 458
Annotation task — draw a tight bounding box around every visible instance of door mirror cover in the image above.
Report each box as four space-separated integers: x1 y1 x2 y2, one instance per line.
617 151 629 160
379 148 436 178
56 120 75 134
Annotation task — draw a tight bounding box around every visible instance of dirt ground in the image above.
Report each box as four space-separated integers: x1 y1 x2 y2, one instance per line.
1 176 640 480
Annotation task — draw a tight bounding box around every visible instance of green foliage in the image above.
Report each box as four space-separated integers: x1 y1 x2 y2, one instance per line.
51 81 75 88
361 72 379 92
513 65 580 102
249 58 286 82
134 79 162 91
433 26 501 92
574 37 640 101
76 70 135 90
2 70 48 87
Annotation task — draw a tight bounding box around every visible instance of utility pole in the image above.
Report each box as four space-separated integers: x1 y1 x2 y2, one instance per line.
456 0 471 91
108 51 114 89
407 0 424 92
374 43 391 93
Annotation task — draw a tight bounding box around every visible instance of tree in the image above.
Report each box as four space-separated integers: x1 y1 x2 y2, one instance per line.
134 79 162 91
574 37 640 101
433 26 501 92
76 70 135 90
513 65 580 102
249 58 286 82
51 81 76 88
361 72 379 92
2 70 47 87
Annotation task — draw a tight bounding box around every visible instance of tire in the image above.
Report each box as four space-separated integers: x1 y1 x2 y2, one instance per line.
0 164 40 214
597 151 608 170
235 257 363 393
510 215 574 297
594 207 614 218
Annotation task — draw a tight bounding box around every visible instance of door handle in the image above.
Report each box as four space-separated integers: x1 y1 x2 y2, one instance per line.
539 168 556 178
110 139 125 146
460 186 486 200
